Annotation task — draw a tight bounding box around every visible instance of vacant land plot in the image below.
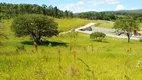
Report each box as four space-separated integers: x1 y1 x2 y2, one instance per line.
0 19 142 80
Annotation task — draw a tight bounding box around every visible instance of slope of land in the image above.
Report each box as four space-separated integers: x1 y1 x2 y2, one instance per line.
0 18 142 79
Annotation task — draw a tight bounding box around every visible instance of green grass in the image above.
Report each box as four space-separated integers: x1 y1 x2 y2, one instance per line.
94 20 114 28
55 18 90 32
95 20 142 30
0 18 142 80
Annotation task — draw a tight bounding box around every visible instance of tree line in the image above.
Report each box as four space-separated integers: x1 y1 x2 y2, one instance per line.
75 11 142 22
0 3 74 19
75 12 117 21
1 3 142 22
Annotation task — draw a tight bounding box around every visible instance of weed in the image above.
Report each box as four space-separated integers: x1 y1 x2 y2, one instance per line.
78 58 96 79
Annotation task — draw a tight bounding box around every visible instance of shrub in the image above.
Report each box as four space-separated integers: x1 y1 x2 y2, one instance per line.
139 38 142 42
90 32 106 41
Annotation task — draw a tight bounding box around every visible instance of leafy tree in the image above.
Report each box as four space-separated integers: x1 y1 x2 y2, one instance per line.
113 17 139 43
0 3 74 19
54 6 58 17
90 32 106 42
11 14 58 44
42 4 47 15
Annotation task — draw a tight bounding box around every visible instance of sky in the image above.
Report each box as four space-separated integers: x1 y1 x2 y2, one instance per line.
1 0 142 13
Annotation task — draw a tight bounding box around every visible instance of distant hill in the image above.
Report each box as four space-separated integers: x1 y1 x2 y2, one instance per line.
103 9 142 14
75 9 142 21
74 11 97 14
75 9 142 14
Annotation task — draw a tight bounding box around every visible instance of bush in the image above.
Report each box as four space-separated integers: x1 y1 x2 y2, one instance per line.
90 32 106 41
139 38 142 42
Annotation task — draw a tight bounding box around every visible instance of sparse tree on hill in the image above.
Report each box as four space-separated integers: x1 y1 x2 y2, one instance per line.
11 14 58 44
113 17 139 43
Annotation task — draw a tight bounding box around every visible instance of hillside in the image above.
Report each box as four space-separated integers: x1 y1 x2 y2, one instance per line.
103 9 142 14
1 2 142 80
116 9 142 14
76 9 142 14
1 18 142 79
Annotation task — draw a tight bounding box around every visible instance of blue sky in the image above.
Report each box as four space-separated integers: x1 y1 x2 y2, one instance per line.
1 0 142 13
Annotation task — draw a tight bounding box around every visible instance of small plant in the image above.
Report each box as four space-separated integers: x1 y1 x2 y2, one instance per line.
57 48 62 72
78 58 97 79
90 32 106 42
68 51 79 76
16 45 26 52
72 51 77 65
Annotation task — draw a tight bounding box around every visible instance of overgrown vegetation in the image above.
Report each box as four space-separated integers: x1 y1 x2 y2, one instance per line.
0 2 142 80
0 18 142 79
0 32 142 79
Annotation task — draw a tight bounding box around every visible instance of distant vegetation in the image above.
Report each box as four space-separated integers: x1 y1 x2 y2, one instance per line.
75 10 142 21
0 3 73 19
1 3 142 22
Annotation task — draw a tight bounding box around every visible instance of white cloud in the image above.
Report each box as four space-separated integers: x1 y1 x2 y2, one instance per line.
61 1 87 12
80 0 120 5
61 0 121 12
116 4 125 10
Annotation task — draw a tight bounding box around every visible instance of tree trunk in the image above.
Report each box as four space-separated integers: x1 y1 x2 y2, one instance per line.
127 32 131 43
34 37 41 44
31 34 41 44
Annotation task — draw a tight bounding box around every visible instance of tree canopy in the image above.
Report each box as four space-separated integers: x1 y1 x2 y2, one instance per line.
113 17 139 43
75 11 142 21
0 3 74 19
90 32 106 42
11 14 58 44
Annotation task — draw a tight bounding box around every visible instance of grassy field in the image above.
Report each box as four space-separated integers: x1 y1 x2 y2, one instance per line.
95 20 114 28
95 20 142 30
55 18 90 32
0 19 142 80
